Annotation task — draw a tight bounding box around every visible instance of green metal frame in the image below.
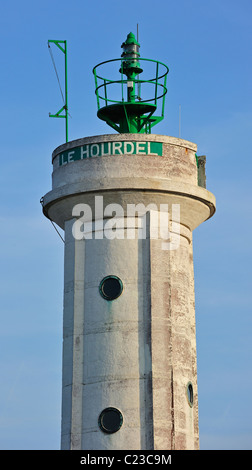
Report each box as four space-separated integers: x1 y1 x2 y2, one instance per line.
48 40 68 142
93 57 169 134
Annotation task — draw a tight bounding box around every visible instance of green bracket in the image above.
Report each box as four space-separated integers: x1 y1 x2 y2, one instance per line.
49 105 67 118
48 40 68 142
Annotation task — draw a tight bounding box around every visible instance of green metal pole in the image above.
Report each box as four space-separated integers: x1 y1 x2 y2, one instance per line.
64 40 68 143
48 39 68 143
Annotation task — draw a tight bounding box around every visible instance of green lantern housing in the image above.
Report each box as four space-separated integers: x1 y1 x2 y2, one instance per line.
93 32 169 134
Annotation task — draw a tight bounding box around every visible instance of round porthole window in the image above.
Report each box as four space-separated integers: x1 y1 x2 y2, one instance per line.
99 275 123 301
186 382 194 407
98 407 123 434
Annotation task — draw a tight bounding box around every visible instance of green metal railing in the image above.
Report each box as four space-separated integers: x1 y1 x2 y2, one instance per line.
93 57 169 134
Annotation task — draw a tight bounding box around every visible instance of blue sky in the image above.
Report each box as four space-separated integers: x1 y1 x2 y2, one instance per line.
0 0 251 450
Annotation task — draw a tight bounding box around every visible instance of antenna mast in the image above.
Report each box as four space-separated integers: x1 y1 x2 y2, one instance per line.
179 104 181 138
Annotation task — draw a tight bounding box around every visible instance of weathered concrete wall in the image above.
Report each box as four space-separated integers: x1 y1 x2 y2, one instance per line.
62 221 153 450
51 134 198 190
42 133 215 450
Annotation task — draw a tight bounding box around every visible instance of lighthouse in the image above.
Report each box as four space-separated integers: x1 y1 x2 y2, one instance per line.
42 32 215 450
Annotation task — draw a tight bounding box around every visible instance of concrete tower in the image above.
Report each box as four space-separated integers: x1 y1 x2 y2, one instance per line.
42 33 215 450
